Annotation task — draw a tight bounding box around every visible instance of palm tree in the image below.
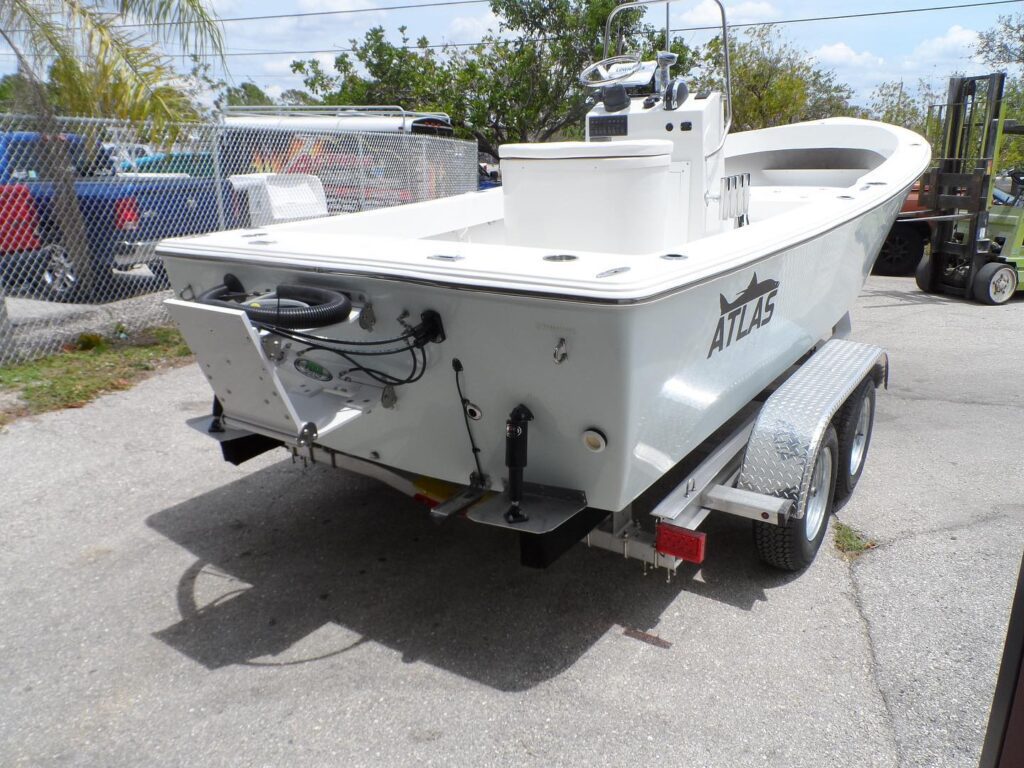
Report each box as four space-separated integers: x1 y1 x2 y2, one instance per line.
0 1 222 126
0 1 223 301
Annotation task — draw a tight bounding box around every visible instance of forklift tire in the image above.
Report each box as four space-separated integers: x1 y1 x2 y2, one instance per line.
833 380 876 504
874 224 924 276
753 425 838 572
972 262 1018 305
915 254 937 293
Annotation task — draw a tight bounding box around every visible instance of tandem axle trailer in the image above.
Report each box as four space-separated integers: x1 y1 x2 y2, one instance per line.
186 319 886 579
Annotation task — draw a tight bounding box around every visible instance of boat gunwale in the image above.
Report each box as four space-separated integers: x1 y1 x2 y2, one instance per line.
158 118 929 303
162 178 914 308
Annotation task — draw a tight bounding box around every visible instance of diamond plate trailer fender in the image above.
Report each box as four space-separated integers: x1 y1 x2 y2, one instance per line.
737 339 888 521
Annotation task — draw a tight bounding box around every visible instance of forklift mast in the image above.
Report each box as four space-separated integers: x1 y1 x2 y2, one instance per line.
918 73 1006 296
935 73 1005 177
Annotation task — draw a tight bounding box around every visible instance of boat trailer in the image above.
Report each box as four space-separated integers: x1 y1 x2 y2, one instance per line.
185 318 887 578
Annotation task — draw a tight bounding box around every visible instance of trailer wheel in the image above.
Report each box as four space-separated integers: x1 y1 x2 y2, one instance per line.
753 425 838 571
834 380 876 503
972 262 1018 305
915 254 937 293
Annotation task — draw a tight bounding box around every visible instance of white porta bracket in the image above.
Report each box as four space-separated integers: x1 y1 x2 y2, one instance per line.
166 298 361 447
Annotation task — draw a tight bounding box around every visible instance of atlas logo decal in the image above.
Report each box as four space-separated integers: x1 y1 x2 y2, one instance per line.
707 273 779 358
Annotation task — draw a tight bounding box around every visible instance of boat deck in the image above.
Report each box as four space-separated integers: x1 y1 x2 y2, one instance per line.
158 119 930 302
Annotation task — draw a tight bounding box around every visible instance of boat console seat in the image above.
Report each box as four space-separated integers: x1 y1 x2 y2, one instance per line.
499 139 677 255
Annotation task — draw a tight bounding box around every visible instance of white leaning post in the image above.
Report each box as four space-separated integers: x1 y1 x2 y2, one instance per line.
737 338 889 522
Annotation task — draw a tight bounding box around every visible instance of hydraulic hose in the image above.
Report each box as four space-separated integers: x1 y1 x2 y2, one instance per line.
200 282 352 329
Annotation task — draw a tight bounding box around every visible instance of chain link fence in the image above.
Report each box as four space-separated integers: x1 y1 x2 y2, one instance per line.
0 112 478 365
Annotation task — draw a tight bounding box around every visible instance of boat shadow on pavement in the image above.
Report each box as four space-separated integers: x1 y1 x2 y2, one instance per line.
147 459 799 692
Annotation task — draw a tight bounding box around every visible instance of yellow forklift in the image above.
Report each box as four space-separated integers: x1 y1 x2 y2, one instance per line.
911 73 1023 305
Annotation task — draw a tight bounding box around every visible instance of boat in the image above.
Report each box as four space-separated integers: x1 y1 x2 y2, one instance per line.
158 1 930 557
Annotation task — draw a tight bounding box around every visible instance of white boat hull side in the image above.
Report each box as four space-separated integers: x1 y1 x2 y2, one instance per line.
162 186 901 512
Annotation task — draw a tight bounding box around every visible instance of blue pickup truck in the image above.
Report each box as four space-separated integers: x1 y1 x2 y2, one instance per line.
0 131 239 301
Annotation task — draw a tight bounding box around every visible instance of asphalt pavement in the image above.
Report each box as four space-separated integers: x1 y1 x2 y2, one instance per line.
1 275 1022 767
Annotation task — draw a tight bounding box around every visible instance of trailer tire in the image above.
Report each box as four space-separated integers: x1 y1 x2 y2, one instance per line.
834 379 876 504
753 425 838 571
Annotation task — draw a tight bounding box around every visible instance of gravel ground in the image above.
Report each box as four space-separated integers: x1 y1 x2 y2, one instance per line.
0 275 1021 767
1 276 170 364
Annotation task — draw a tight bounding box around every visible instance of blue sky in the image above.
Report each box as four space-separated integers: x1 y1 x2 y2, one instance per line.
3 0 1019 106
204 0 1016 104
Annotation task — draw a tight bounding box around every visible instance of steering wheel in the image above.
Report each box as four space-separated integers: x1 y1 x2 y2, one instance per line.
579 54 643 88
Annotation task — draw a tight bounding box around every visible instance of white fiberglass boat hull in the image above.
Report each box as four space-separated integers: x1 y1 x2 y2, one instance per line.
160 118 930 512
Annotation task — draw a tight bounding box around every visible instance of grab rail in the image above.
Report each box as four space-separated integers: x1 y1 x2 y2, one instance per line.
601 0 732 159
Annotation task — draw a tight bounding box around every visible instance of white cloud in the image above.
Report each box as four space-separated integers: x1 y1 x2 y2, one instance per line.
207 0 245 15
449 11 501 39
814 42 884 69
297 0 376 12
678 0 776 26
906 25 980 65
259 53 335 76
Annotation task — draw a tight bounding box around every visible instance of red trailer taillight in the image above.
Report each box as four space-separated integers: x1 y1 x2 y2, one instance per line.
114 198 139 231
655 523 706 564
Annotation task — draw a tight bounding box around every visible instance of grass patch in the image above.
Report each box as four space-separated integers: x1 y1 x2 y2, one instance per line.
0 326 192 426
833 521 878 559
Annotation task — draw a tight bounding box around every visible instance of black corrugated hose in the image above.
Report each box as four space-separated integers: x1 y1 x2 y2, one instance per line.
199 282 352 329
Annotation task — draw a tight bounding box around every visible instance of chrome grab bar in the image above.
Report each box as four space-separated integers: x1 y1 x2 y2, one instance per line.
601 0 732 159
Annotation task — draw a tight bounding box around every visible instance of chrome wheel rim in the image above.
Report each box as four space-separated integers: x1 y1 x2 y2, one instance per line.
804 446 833 542
42 249 77 297
850 393 872 476
990 268 1017 304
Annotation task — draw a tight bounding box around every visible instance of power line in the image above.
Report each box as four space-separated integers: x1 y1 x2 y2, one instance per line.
85 0 1024 31
193 0 1023 58
0 0 488 37
204 39 484 58
115 0 490 28
0 0 1016 59
671 0 1024 33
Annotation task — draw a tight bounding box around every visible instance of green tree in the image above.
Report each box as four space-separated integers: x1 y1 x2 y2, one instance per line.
975 16 1024 171
868 81 921 129
996 76 1024 171
225 81 275 107
292 8 855 156
0 74 23 109
48 53 200 123
278 89 320 106
0 1 222 128
978 13 1024 66
867 79 944 137
293 1 691 158
0 0 222 300
695 26 856 131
